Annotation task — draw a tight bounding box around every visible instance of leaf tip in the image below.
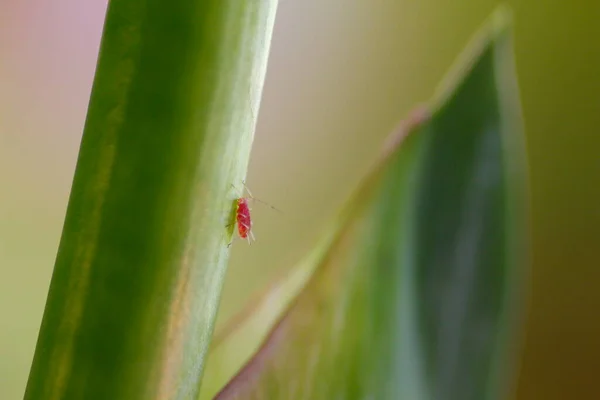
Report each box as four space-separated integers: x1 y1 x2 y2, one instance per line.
490 3 514 36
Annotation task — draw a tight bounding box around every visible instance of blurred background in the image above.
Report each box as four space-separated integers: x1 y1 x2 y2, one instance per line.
1 0 598 399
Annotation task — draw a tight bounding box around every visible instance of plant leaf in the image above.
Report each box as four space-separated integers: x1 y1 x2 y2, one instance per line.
200 5 528 400
24 1 278 399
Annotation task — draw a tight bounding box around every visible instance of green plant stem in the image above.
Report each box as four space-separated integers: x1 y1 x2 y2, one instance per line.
24 1 278 399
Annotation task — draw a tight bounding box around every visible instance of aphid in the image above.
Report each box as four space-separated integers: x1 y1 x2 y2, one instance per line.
227 180 279 247
234 197 254 244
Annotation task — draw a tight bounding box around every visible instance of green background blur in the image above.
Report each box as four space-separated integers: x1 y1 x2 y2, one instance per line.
1 1 598 399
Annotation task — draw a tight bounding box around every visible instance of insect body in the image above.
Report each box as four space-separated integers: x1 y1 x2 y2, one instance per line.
235 197 254 243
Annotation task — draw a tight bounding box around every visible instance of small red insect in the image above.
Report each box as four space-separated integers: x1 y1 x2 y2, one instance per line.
227 181 279 247
234 197 254 243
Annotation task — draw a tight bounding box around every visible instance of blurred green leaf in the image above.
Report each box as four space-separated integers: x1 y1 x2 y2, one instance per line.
200 5 529 400
24 1 278 399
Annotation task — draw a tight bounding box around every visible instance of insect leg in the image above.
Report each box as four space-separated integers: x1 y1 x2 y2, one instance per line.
226 232 238 248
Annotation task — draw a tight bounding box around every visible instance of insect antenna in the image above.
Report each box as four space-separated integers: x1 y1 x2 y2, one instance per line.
240 180 283 213
250 197 283 213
